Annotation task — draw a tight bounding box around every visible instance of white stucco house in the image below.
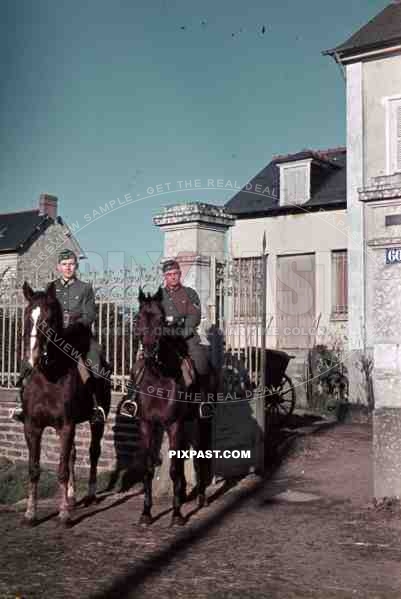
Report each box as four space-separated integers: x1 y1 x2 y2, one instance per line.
324 0 401 402
221 147 348 395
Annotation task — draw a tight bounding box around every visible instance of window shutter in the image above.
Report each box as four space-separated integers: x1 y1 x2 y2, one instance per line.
331 250 348 316
281 163 310 205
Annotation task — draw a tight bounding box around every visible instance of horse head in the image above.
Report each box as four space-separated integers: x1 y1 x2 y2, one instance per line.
136 286 165 359
22 281 63 369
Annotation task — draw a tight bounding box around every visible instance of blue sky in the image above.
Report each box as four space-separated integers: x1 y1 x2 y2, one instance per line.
0 0 389 270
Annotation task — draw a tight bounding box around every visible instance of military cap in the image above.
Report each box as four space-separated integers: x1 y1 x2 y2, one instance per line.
58 249 78 263
162 259 181 273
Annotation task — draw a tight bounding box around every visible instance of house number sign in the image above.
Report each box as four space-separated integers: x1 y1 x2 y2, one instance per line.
385 247 401 264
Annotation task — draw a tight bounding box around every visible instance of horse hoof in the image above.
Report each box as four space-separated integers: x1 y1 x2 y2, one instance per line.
22 516 37 527
59 516 72 528
83 495 96 507
171 514 186 527
139 514 152 526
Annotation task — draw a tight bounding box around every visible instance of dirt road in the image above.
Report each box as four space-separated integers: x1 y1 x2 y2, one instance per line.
1 423 400 599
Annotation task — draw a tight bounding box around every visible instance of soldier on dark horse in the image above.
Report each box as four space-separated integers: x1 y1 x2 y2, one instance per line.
120 258 215 419
11 249 106 424
119 259 219 525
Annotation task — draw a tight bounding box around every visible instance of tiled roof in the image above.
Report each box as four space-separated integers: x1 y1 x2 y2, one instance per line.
324 2 401 58
0 210 51 253
224 148 346 217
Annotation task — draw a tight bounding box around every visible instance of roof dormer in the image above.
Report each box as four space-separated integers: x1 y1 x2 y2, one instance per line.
278 158 312 206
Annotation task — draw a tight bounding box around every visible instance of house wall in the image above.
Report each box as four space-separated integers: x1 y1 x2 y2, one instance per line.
0 253 18 282
363 53 401 182
228 209 348 348
228 210 348 406
344 52 401 404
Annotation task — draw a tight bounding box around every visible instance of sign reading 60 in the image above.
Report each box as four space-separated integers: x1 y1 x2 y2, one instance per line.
385 247 401 264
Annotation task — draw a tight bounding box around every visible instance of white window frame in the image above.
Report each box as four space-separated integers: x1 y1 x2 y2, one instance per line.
278 158 312 206
384 95 401 175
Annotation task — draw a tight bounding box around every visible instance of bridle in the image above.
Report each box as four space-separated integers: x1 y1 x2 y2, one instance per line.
138 307 163 364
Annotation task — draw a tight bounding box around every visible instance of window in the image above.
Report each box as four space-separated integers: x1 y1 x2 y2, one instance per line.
387 97 401 174
278 159 312 206
232 257 263 319
331 250 348 318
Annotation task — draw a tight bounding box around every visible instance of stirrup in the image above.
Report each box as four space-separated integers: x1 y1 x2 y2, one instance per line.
91 405 106 424
199 402 215 419
119 399 138 419
10 407 24 423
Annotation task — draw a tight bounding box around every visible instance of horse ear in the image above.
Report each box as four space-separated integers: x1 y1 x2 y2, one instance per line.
153 286 163 303
46 282 57 302
138 287 146 304
22 281 34 301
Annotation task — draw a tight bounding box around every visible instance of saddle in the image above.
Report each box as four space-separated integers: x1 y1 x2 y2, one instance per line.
119 354 212 419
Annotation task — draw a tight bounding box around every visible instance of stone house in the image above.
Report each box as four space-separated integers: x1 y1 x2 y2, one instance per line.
0 193 82 289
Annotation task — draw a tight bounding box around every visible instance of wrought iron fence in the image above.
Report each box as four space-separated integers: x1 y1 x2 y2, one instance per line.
213 255 266 388
0 256 269 392
0 267 161 391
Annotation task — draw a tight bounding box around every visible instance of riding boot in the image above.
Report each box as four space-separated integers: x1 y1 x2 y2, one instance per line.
87 377 106 425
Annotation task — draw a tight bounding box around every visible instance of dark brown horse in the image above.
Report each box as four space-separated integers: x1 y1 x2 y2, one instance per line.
21 282 111 526
133 287 217 526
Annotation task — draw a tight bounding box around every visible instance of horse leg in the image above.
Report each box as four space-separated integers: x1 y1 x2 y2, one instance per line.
58 424 75 525
139 420 154 526
85 421 105 506
192 419 211 508
167 422 186 526
198 419 213 507
23 423 42 525
67 442 77 508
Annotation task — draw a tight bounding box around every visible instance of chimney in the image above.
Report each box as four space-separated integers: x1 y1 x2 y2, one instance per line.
39 193 58 219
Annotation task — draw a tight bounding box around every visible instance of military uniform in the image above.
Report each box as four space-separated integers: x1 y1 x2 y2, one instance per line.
161 285 209 376
52 277 96 328
51 277 102 377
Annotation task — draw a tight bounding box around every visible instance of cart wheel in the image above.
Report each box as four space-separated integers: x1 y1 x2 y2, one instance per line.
265 374 296 424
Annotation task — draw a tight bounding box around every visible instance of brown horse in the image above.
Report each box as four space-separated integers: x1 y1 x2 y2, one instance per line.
21 281 111 526
132 287 217 526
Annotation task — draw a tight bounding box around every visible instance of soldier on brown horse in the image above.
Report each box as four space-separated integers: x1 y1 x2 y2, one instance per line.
11 249 106 425
20 280 111 526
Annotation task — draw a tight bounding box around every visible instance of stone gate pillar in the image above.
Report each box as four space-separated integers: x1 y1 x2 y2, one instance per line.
153 203 235 338
360 173 401 499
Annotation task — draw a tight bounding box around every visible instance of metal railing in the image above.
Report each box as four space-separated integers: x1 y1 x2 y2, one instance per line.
0 268 161 391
